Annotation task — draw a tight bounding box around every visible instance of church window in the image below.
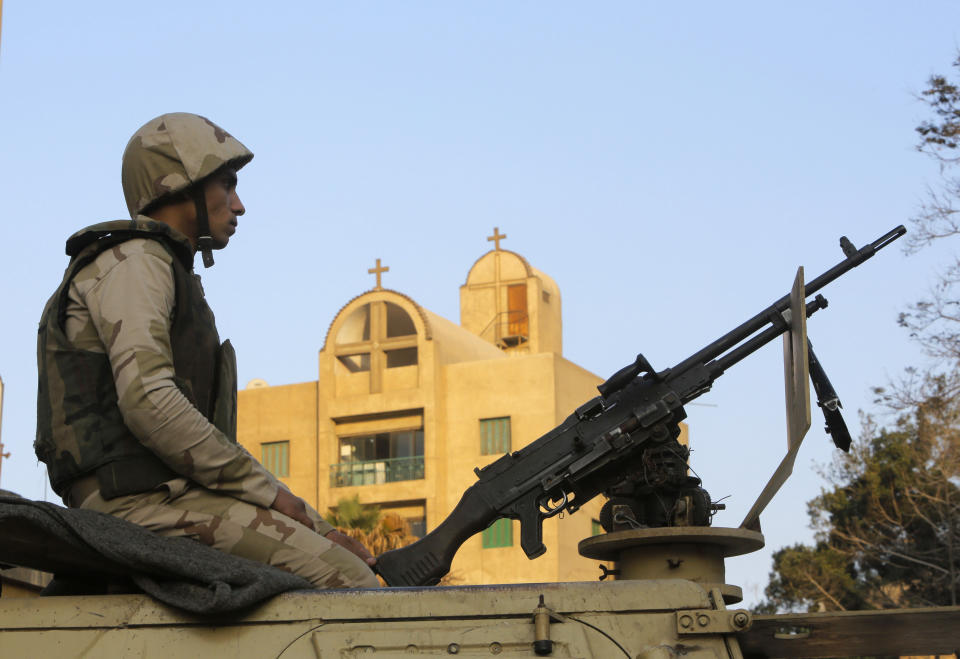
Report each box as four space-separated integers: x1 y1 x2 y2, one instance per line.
338 353 371 373
337 304 372 343
334 300 419 389
331 429 425 487
261 441 290 478
482 518 513 548
480 417 511 455
507 284 528 338
386 302 416 337
385 347 418 368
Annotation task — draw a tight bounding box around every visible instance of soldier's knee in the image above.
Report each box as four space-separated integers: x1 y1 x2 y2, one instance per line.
350 567 381 589
310 546 381 589
323 560 380 589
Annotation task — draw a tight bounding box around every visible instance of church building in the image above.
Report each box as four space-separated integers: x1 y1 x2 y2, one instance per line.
238 229 614 584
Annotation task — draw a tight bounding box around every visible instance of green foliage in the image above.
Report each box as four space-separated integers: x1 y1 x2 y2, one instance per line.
325 497 441 581
325 494 381 532
757 543 865 614
335 510 419 556
760 386 960 612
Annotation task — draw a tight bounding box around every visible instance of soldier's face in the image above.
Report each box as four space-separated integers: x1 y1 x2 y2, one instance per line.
204 167 245 249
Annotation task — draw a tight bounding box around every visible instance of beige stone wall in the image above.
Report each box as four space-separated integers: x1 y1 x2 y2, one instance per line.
237 250 622 586
531 267 562 356
238 381 318 505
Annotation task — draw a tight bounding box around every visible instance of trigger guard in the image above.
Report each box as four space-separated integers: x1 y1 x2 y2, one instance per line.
541 490 568 517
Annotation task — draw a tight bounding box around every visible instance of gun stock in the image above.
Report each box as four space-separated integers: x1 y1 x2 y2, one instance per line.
376 483 496 586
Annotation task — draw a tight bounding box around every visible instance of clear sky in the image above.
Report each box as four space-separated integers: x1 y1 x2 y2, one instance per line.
1 1 959 606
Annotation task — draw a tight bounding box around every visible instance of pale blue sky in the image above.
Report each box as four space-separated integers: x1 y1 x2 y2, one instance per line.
2 1 959 605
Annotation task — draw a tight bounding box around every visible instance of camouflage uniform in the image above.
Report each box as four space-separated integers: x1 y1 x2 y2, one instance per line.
36 114 378 589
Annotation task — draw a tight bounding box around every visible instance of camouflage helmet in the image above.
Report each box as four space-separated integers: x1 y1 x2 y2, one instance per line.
121 112 253 219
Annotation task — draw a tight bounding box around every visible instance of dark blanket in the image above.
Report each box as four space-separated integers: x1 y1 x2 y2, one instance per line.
0 490 313 613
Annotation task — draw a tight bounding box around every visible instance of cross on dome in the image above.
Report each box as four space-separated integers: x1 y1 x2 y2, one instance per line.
368 258 389 290
487 227 507 251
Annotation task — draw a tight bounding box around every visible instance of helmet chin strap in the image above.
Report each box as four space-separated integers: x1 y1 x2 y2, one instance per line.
191 187 215 268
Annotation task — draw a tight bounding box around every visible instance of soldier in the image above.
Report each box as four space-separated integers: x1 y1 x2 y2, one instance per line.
35 113 379 589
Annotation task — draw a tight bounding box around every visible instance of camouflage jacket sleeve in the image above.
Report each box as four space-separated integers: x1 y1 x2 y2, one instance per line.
65 238 279 508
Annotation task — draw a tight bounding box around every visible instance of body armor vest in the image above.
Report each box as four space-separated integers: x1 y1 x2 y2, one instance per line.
35 220 237 499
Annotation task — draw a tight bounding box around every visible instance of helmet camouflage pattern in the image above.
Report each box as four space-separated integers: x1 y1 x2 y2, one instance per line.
121 113 253 219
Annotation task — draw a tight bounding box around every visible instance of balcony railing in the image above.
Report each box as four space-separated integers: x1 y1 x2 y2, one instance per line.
330 456 425 488
478 310 529 349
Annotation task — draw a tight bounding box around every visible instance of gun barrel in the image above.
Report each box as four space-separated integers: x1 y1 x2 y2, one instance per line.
709 296 828 377
667 226 904 377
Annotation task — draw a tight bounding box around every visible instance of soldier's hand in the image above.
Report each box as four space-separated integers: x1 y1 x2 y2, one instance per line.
271 488 316 531
325 530 377 567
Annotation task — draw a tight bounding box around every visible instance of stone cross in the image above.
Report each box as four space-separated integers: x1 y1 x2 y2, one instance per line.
487 227 507 251
368 258 389 290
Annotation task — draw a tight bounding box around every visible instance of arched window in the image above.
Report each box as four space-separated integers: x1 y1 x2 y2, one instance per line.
335 301 418 389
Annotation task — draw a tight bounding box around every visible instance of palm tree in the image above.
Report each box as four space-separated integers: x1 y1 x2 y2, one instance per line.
325 494 381 532
326 495 462 584
326 495 418 554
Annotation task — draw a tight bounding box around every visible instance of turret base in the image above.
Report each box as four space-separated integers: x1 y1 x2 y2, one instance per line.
578 526 764 604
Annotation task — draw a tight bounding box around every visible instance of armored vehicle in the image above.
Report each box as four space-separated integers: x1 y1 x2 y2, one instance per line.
2 507 958 657
2 226 958 657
